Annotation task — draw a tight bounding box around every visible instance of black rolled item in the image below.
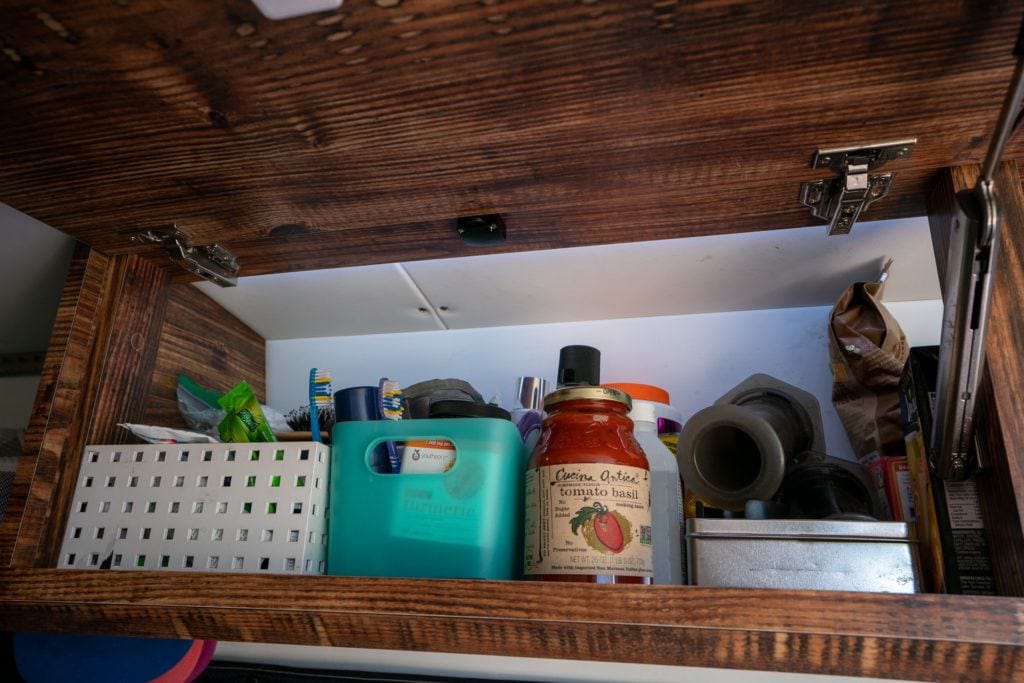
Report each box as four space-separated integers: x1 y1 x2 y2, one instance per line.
403 379 484 419
429 400 511 421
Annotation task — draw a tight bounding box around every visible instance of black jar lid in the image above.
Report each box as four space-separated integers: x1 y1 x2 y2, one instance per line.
428 400 511 421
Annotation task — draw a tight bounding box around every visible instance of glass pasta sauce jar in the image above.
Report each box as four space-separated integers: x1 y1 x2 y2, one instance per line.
523 386 653 583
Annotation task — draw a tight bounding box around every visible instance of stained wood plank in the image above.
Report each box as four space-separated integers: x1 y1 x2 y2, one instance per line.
0 244 92 566
927 162 1024 596
0 245 118 568
0 248 261 567
27 256 172 567
142 282 266 429
0 571 1021 681
976 366 1024 596
85 256 170 445
0 249 182 567
1 2 1024 275
977 162 1024 596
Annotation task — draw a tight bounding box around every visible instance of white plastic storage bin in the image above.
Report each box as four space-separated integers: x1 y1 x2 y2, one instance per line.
59 442 330 574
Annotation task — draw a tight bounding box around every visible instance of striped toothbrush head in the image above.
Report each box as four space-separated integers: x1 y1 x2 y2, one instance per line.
378 378 403 420
309 368 333 407
309 368 332 444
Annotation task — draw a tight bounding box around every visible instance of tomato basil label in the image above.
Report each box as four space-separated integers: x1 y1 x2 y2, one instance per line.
523 464 653 577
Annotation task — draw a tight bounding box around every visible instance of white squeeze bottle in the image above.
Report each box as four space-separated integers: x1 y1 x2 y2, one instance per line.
607 384 684 585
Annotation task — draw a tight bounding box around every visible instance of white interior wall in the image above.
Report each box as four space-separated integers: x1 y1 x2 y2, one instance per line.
267 300 941 463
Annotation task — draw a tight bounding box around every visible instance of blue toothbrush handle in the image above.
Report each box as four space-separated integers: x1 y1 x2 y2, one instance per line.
387 442 401 473
309 368 321 444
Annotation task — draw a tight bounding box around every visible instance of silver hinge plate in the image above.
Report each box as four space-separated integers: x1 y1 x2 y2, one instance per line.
799 139 916 236
131 227 239 287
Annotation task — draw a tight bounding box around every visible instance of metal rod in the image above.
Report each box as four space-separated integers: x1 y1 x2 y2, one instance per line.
981 19 1024 182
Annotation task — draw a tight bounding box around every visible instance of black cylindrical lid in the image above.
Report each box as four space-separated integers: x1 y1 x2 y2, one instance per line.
782 462 875 520
334 386 378 422
428 400 511 421
557 344 600 387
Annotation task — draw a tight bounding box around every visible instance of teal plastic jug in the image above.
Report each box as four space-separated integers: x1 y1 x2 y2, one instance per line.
328 417 524 580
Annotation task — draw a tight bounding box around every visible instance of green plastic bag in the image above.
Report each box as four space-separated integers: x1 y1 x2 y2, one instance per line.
218 381 276 443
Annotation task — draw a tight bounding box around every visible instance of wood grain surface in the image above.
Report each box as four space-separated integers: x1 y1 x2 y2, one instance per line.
976 162 1024 596
29 256 172 567
2 1 1024 276
0 245 117 568
142 282 266 429
84 256 170 446
1 570 1022 681
928 163 1024 596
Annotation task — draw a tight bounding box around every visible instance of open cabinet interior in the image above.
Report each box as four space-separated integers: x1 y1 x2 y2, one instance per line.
3 170 1024 681
5 1 1024 679
129 215 945 462
20 212 955 571
212 217 946 465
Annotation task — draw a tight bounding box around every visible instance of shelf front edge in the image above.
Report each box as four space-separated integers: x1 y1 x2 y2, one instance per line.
1 570 1022 680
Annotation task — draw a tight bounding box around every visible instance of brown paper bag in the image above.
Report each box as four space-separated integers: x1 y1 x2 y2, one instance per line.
828 261 910 464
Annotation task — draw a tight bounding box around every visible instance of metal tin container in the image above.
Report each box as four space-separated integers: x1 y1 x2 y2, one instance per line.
686 518 920 593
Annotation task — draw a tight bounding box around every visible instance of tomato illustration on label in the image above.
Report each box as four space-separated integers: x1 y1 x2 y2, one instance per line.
569 501 632 554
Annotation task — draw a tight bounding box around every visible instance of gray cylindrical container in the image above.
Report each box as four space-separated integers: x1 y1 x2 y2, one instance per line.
678 374 822 512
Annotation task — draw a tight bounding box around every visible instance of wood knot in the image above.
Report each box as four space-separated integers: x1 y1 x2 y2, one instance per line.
207 109 230 128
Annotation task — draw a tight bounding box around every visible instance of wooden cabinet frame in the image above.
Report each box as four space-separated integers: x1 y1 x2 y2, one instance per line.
1 165 1024 681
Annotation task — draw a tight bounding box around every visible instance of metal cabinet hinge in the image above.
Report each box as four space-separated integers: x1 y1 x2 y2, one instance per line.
799 139 916 235
130 227 239 287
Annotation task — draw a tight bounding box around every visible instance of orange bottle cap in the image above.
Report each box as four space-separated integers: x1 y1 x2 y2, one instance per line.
604 383 670 405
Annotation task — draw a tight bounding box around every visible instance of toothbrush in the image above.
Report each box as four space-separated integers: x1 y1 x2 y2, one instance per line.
309 368 332 444
378 378 403 472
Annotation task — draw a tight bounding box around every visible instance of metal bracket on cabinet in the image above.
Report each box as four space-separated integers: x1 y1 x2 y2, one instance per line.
799 139 916 235
130 227 239 287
